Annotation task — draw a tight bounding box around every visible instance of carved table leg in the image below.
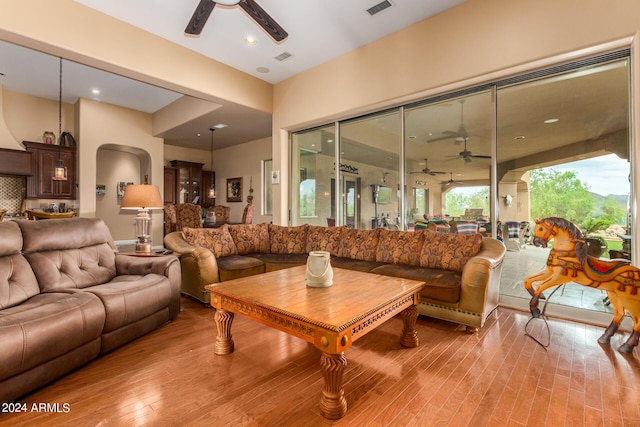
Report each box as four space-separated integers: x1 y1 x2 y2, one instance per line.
319 352 347 419
400 305 419 348
214 309 235 355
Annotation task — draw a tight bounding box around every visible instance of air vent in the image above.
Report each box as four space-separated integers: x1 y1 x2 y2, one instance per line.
367 0 393 16
274 51 292 62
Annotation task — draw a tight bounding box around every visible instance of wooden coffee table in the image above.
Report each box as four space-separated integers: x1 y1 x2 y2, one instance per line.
205 265 425 419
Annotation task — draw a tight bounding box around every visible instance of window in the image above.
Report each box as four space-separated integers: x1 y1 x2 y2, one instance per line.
262 159 272 215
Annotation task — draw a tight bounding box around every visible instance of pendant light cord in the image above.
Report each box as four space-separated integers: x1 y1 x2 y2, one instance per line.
57 58 62 160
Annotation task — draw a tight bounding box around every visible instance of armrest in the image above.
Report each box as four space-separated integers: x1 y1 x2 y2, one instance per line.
163 230 220 303
458 238 505 314
115 253 179 276
114 254 182 319
164 231 196 255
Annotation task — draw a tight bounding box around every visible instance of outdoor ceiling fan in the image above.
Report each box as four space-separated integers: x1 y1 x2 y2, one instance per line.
185 0 288 42
409 158 446 176
427 99 469 144
444 172 464 186
449 137 491 163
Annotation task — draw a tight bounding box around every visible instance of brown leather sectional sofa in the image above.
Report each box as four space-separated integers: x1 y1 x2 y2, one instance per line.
0 217 181 403
164 223 505 333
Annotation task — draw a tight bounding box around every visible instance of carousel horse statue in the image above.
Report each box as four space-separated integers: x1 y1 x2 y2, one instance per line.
524 217 640 353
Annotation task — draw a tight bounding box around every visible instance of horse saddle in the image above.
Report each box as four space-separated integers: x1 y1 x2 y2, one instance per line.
584 256 632 281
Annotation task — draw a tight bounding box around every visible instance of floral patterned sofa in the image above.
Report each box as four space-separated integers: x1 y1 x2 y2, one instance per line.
164 224 505 332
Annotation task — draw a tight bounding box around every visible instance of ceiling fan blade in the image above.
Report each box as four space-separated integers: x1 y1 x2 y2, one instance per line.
185 0 216 35
470 154 491 159
238 0 288 42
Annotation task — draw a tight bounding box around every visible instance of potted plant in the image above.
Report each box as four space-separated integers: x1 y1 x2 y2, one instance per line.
581 218 609 257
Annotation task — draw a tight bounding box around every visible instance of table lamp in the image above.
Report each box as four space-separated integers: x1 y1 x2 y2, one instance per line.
120 184 164 253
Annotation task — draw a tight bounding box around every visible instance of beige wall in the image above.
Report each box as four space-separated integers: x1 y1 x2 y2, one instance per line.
211 137 273 224
77 98 165 245
272 0 640 225
1 87 74 149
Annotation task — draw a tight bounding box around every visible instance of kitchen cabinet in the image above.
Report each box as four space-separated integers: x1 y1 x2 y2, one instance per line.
23 141 76 199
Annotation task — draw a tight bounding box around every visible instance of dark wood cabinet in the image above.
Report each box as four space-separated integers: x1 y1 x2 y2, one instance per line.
164 167 177 205
23 141 76 199
170 160 203 205
201 169 216 209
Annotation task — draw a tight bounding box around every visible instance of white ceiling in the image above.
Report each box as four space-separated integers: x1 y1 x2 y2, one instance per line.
75 0 467 84
0 0 466 150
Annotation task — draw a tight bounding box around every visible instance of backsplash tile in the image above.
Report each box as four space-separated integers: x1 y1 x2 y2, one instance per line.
0 176 25 212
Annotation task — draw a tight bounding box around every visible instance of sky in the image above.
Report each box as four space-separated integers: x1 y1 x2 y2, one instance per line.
551 153 630 197
450 153 630 198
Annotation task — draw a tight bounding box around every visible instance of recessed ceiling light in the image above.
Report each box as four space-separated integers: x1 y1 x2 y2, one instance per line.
544 118 559 124
213 123 228 129
256 67 270 74
245 36 257 45
91 88 101 95
196 133 201 137
514 135 526 140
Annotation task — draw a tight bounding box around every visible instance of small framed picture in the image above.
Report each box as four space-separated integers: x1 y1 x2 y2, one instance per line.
117 181 133 200
226 177 242 202
271 169 280 184
96 184 106 196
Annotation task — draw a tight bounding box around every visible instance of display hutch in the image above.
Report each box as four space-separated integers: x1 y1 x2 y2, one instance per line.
169 160 203 205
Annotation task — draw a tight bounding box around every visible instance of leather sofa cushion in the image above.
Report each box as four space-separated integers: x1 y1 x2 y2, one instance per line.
217 255 266 281
78 274 171 333
339 228 380 261
376 229 425 266
0 253 41 309
0 222 41 309
24 244 117 292
306 225 346 257
0 292 105 381
0 221 22 256
228 223 270 254
269 224 308 254
330 257 385 272
182 225 238 258
18 217 115 253
371 264 461 303
420 231 483 273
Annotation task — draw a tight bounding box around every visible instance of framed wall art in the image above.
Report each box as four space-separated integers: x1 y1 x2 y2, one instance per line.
226 177 242 202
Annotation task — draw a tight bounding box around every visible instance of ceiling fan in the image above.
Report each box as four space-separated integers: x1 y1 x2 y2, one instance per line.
449 137 491 163
444 172 464 186
427 99 469 144
185 0 288 43
409 158 446 176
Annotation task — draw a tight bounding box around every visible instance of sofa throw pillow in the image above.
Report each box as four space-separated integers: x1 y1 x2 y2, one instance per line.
268 224 309 254
420 231 483 272
228 223 270 254
306 225 346 257
182 225 238 258
376 228 425 266
339 228 380 261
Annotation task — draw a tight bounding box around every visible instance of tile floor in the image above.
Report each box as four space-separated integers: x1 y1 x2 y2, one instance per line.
499 244 613 314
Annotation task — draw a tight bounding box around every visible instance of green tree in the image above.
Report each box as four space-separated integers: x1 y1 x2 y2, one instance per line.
530 168 596 223
599 195 626 224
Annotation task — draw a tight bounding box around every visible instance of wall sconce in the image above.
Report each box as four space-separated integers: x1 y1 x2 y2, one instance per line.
504 194 513 207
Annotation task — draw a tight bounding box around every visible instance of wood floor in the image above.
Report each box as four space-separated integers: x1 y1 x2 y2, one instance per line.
2 296 639 427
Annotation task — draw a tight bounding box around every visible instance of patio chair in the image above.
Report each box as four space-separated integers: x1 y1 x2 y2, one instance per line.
504 221 526 251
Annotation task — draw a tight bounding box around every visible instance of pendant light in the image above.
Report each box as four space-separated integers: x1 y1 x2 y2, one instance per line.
52 57 67 181
207 127 216 198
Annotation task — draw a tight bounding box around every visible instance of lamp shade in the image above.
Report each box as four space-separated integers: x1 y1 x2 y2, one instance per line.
120 184 164 210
